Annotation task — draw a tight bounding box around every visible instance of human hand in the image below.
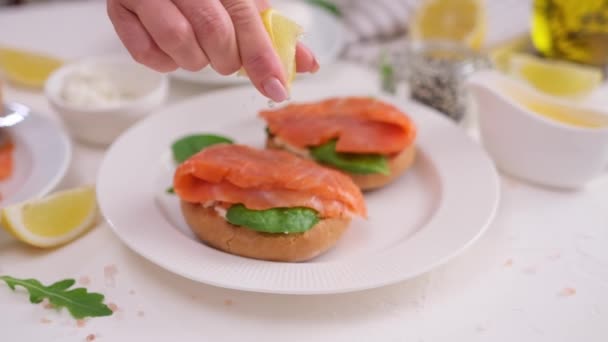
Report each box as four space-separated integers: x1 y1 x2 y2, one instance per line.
107 0 319 102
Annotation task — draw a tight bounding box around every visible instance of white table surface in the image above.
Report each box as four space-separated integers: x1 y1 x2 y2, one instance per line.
1 1 608 341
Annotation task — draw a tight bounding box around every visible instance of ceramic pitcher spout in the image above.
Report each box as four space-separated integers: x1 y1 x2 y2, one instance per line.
465 70 608 189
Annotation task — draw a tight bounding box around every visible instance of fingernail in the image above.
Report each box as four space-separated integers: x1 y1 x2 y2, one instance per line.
262 77 288 102
311 57 320 73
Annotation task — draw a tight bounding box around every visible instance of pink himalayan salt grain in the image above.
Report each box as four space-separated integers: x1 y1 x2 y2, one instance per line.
86 334 96 341
76 319 87 328
40 318 52 324
559 288 576 297
108 303 119 312
78 276 91 286
104 264 118 287
41 299 54 309
503 259 513 267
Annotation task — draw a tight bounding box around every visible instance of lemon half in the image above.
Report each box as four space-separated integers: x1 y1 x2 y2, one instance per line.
239 9 302 88
410 0 486 50
0 47 63 89
509 53 603 97
1 186 98 248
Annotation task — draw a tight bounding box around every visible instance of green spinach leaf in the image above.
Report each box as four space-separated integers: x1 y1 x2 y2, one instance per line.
306 0 341 16
309 140 390 175
172 134 233 163
226 204 320 234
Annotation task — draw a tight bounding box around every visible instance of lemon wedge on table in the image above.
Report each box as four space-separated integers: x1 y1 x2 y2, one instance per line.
1 186 98 248
239 8 303 88
509 53 603 98
0 47 63 89
409 0 486 50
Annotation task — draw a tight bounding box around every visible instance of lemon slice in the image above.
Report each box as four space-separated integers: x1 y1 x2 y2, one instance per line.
410 0 486 50
0 47 63 89
239 9 302 88
509 53 603 97
489 35 534 72
1 186 98 248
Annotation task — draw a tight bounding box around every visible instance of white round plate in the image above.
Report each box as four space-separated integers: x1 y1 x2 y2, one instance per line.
98 82 500 295
0 107 72 206
170 0 346 85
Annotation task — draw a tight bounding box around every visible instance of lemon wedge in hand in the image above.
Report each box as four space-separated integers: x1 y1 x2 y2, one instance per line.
239 8 303 88
1 186 98 248
261 8 303 86
0 47 63 89
508 53 603 98
410 0 486 50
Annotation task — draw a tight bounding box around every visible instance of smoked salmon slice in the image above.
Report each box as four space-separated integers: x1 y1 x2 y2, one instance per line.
260 97 417 155
173 144 367 218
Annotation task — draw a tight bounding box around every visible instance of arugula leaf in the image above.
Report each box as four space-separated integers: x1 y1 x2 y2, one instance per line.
172 134 233 163
307 0 341 16
310 140 390 175
0 276 113 319
226 204 320 234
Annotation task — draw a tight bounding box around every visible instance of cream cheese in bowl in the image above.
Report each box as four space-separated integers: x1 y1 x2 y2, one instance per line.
45 55 168 146
59 66 138 108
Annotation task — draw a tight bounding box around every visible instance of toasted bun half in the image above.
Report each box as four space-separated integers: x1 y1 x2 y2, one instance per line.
266 138 416 191
180 201 351 262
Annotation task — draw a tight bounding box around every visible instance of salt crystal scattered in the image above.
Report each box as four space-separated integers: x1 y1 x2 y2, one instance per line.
40 318 52 324
78 276 91 286
86 333 96 341
76 319 87 328
108 302 119 312
137 310 145 317
558 287 576 297
104 264 118 287
503 259 513 267
41 299 54 309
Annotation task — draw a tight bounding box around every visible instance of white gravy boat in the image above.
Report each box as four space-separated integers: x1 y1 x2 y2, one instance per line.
466 70 608 189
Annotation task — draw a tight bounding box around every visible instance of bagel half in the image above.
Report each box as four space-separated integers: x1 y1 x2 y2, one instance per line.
180 201 351 262
266 138 416 191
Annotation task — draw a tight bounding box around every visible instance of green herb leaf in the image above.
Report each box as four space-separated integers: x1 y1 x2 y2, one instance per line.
166 186 174 194
0 276 113 319
172 134 233 163
226 204 320 234
310 140 390 175
380 51 396 94
306 0 341 16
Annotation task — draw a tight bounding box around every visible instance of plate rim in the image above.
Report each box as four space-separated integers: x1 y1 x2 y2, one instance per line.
2 111 72 206
97 84 500 295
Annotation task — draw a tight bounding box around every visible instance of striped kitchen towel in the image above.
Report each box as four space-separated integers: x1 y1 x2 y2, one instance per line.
322 0 532 66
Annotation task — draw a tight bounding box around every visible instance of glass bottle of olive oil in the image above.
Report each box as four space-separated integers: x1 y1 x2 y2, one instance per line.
531 0 608 67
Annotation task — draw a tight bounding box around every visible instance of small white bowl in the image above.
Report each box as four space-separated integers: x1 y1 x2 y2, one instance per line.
45 54 168 146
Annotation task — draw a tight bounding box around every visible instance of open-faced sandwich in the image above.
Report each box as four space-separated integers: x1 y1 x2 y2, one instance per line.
260 96 417 191
173 143 366 262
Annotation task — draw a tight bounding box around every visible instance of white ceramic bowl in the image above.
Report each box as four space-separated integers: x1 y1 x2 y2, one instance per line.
467 70 608 189
45 55 168 146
